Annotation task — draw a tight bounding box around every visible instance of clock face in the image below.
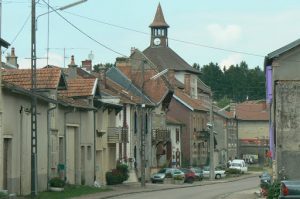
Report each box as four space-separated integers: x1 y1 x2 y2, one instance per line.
154 38 161 45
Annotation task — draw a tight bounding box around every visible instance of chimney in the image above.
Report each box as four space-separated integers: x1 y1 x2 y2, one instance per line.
116 57 131 79
130 47 136 55
68 55 77 78
168 69 176 86
6 47 18 68
184 74 191 96
82 59 92 72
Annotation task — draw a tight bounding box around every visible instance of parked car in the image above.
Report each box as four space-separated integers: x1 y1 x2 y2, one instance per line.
229 159 248 174
190 167 203 181
203 166 226 179
259 172 272 197
279 180 300 199
180 168 196 183
151 168 184 183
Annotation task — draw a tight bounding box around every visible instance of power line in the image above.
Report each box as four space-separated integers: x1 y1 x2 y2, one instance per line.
3 12 31 54
63 11 265 58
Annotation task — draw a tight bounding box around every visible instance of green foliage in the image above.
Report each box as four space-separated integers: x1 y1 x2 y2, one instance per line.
173 175 184 180
106 164 129 185
0 192 8 199
198 61 265 102
267 180 280 199
93 63 114 72
49 177 65 188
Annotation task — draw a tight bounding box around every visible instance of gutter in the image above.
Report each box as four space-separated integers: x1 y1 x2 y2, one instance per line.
47 103 57 190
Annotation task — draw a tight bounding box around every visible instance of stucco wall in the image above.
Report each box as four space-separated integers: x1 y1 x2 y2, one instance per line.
238 121 269 140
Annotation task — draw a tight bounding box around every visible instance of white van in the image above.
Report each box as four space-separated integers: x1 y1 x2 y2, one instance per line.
229 159 248 173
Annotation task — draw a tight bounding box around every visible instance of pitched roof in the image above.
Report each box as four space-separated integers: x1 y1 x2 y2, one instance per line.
235 100 269 121
106 66 154 105
59 78 97 97
2 68 63 90
267 38 300 59
143 46 200 74
149 3 169 28
174 88 208 112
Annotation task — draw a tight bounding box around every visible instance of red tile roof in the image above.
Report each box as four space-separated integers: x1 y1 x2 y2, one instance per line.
59 78 96 97
174 88 208 111
2 68 62 90
235 100 269 121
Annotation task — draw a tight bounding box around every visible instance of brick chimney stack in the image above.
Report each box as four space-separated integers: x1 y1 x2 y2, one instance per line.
168 69 176 86
6 47 18 68
82 59 92 72
116 57 131 79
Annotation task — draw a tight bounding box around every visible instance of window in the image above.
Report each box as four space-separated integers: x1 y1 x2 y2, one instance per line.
134 111 137 134
176 128 180 143
145 113 148 134
87 146 92 160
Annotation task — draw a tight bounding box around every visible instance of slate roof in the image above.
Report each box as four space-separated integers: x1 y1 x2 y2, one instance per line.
235 100 269 121
2 68 63 90
59 78 97 97
149 3 169 28
106 67 154 105
143 46 200 74
174 88 208 112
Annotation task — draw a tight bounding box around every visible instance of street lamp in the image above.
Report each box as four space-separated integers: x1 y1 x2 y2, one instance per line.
140 60 167 187
30 0 87 196
35 0 87 65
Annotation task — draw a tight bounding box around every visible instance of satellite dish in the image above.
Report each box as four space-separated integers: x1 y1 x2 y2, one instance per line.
88 51 94 60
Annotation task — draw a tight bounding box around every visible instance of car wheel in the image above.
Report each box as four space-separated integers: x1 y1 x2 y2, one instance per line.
187 177 194 183
215 174 221 179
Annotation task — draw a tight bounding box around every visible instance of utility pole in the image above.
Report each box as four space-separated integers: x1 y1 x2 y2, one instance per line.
209 95 215 180
140 60 146 187
31 0 38 196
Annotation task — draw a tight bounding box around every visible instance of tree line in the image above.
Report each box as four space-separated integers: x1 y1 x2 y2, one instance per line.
193 61 265 106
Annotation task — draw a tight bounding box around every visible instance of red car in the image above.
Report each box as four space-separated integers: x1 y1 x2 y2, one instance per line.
180 168 196 183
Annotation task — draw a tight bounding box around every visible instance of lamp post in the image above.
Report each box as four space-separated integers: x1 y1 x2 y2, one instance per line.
140 60 168 187
35 0 87 65
209 95 215 180
30 1 87 196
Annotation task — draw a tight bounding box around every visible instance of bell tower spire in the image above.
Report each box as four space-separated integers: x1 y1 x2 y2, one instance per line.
149 3 169 47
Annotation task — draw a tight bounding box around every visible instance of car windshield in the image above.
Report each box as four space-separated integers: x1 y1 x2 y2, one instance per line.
231 163 241 167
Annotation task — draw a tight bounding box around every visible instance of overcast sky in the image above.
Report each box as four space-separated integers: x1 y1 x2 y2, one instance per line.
2 0 300 69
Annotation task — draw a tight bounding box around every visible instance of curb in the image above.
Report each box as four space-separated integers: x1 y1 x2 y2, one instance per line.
73 172 260 199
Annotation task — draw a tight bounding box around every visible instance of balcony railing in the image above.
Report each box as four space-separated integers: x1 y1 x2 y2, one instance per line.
152 129 170 144
107 127 128 143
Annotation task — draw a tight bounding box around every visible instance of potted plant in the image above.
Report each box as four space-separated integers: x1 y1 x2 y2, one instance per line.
173 175 184 185
49 177 65 192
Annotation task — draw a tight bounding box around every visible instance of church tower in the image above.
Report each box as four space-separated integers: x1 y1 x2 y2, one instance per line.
149 3 169 47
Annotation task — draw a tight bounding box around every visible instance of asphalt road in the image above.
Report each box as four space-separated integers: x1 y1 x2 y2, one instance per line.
111 176 259 199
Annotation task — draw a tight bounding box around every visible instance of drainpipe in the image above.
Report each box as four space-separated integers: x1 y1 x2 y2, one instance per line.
64 108 75 182
47 103 57 190
93 110 97 181
19 106 23 194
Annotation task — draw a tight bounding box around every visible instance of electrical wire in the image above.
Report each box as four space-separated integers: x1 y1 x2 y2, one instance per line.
3 12 31 54
63 10 265 58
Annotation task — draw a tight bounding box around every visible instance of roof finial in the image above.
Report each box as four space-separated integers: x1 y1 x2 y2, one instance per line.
149 3 169 28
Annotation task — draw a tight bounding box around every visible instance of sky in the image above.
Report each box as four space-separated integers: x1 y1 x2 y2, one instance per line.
2 0 300 70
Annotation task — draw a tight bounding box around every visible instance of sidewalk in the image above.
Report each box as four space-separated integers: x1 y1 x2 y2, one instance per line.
71 172 262 199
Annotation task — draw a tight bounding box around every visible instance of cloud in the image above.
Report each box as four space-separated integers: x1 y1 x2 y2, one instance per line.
18 51 64 69
207 24 242 45
220 54 243 69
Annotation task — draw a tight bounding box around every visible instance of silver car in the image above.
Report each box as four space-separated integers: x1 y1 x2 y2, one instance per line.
151 168 184 183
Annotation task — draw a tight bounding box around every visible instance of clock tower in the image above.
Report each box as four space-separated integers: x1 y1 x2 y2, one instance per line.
149 3 169 47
